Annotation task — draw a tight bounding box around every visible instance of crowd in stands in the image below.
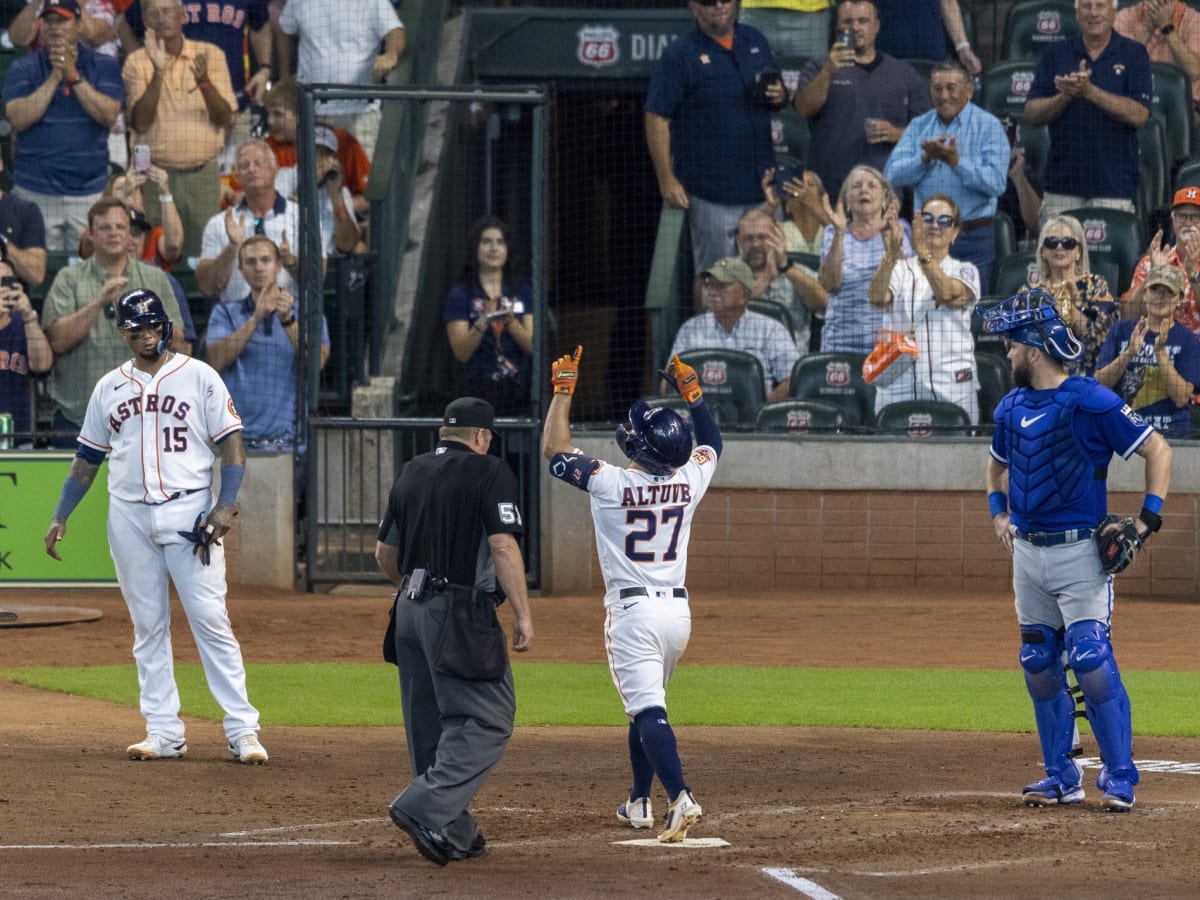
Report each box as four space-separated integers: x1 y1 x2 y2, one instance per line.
0 0 403 447
644 0 1200 436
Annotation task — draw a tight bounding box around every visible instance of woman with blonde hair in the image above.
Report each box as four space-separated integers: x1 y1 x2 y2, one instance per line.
817 164 911 353
1023 214 1116 376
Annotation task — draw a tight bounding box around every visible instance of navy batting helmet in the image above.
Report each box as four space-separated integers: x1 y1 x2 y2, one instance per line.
615 401 692 476
116 288 173 355
978 289 1082 363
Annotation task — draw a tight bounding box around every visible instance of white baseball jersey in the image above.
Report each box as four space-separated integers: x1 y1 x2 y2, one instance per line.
78 355 243 503
552 444 719 604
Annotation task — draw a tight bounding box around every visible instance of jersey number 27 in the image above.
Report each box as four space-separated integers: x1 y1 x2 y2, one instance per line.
624 506 684 562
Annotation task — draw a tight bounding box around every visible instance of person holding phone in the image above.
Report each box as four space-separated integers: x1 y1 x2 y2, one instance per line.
0 260 53 446
444 216 534 416
2 0 124 252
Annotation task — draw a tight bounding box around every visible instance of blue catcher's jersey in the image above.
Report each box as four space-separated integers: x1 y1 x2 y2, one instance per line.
989 377 1154 531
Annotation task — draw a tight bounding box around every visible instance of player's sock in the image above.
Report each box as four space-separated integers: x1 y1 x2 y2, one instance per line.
628 722 654 799
634 707 686 799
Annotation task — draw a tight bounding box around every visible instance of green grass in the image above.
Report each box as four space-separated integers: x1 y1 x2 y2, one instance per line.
3 664 1199 736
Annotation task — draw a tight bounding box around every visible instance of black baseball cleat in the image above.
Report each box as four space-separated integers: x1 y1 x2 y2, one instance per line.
448 830 487 861
388 804 452 866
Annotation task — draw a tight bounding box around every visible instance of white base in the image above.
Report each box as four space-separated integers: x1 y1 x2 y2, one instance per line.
613 837 731 848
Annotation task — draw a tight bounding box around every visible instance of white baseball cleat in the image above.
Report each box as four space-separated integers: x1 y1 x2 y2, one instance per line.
228 733 269 764
657 789 702 843
127 734 187 760
617 796 654 828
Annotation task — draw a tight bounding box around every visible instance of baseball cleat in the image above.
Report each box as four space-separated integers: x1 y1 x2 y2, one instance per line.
1100 773 1135 813
658 789 702 843
1022 763 1084 807
617 796 654 828
228 733 269 764
127 734 187 760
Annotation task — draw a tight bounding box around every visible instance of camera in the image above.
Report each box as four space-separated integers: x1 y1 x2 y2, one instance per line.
749 67 783 107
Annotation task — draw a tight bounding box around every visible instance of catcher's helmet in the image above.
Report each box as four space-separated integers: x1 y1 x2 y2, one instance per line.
977 289 1082 363
615 401 692 476
116 287 173 355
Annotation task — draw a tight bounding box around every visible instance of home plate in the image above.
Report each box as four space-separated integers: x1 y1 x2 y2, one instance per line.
614 837 730 848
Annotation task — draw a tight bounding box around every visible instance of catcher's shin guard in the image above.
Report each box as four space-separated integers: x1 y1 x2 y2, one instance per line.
1068 621 1138 784
1020 625 1077 777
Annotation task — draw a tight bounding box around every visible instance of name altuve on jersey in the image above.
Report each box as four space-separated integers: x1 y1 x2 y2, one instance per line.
620 483 692 507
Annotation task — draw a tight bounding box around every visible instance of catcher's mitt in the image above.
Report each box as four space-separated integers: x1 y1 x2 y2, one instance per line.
1096 515 1142 575
178 512 221 566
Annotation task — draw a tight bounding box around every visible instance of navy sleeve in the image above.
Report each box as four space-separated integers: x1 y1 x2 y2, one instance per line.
690 399 722 459
548 451 602 492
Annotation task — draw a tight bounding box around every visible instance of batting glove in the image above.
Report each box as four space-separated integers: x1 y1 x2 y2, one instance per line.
551 345 583 395
660 354 702 405
177 511 221 567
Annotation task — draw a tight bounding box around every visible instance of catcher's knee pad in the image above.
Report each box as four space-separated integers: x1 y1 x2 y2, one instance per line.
1066 620 1113 675
1019 625 1062 676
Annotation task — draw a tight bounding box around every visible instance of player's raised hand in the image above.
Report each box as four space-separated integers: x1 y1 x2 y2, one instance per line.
551 345 582 395
44 520 66 561
660 354 701 405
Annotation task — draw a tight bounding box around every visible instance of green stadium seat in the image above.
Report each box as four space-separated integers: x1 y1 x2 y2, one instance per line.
748 298 796 336
976 352 1012 424
787 352 874 427
993 211 1018 260
677 349 766 426
1137 115 1169 218
875 400 971 436
642 394 717 426
1064 207 1145 295
979 61 1039 120
773 107 810 167
1174 159 1200 193
1150 61 1193 170
1013 119 1050 183
990 251 1039 296
754 399 843 433
1002 1 1079 61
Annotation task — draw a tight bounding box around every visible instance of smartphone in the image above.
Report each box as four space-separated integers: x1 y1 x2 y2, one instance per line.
837 27 853 47
0 276 19 290
773 165 804 196
133 144 151 174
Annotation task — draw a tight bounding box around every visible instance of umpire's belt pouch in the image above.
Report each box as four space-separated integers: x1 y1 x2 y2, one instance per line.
434 588 507 682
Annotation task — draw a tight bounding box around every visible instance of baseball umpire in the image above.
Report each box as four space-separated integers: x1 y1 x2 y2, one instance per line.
43 288 266 764
981 290 1172 813
374 396 533 866
541 347 720 842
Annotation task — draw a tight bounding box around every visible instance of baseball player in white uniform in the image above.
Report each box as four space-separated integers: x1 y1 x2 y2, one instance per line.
44 288 267 764
542 347 721 843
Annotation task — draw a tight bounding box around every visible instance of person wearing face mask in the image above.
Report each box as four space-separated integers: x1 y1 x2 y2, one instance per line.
868 193 980 421
1123 187 1200 336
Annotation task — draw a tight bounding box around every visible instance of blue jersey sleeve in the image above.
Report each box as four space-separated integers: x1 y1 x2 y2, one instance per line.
549 451 603 492
689 399 722 459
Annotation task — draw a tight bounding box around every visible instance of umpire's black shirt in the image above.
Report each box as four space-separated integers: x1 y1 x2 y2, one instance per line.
377 440 524 589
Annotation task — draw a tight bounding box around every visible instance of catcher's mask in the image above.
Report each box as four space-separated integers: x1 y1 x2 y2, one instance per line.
116 287 173 356
615 401 692 476
978 289 1082 363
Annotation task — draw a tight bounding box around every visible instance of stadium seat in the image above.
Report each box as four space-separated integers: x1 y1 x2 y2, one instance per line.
772 106 810 166
1088 256 1122 298
875 400 971 436
903 58 938 89
748 298 796 336
990 251 1040 296
1063 207 1145 295
1150 61 1192 170
1174 158 1200 193
788 251 821 273
1013 119 1050 183
979 61 1040 120
976 352 1013 424
1002 0 1078 61
971 295 1009 357
1137 115 1169 218
787 352 874 427
993 210 1017 260
642 394 713 425
677 349 766 426
754 399 843 433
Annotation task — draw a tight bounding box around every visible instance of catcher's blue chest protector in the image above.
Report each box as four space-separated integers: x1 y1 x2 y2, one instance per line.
1002 378 1098 519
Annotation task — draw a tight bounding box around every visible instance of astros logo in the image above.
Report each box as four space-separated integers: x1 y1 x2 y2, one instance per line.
1188 189 1199 201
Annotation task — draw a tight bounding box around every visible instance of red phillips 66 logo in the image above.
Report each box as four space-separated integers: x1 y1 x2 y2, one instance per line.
1010 71 1033 97
1082 219 1107 244
702 360 728 385
577 26 619 68
1036 11 1061 34
825 360 851 386
907 413 933 438
786 409 812 433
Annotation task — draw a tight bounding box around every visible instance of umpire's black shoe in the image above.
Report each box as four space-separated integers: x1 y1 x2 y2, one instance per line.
451 831 487 861
388 804 451 866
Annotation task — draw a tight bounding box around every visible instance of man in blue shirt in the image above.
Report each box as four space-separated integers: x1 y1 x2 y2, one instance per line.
203 234 329 451
1024 0 1151 224
983 291 1172 814
885 60 1008 288
2 0 123 252
645 0 784 277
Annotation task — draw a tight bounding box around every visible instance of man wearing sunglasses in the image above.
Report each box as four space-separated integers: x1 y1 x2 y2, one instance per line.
1024 0 1152 225
885 60 1008 289
645 0 785 285
1123 187 1200 336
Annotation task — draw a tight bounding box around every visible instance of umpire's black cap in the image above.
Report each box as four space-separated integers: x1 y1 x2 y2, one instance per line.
443 396 495 431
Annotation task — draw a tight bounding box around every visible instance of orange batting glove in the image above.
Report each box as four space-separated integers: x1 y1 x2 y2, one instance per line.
661 354 701 404
551 345 583 395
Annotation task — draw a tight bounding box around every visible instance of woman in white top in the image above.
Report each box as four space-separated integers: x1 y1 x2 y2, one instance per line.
867 192 981 423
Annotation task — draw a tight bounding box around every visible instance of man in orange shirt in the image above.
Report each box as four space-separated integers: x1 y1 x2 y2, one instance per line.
122 0 236 258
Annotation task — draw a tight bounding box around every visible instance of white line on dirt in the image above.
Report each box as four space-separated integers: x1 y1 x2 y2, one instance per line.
0 840 358 850
789 856 1061 878
220 818 386 836
762 867 843 899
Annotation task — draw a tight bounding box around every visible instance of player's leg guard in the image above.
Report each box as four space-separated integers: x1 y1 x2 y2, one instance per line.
633 707 686 800
628 721 655 800
1019 625 1083 804
1067 620 1137 788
